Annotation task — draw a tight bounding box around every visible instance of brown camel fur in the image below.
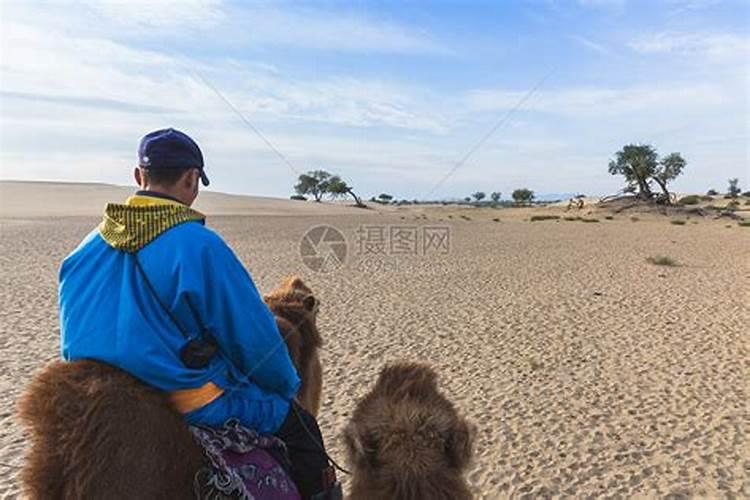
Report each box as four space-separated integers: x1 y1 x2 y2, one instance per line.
343 362 476 500
263 276 323 417
17 276 322 499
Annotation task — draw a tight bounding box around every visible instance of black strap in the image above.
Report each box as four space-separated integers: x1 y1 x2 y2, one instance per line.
132 252 195 341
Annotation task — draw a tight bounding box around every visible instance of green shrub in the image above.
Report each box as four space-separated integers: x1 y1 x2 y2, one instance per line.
670 220 686 225
530 215 560 222
678 195 701 205
646 255 679 266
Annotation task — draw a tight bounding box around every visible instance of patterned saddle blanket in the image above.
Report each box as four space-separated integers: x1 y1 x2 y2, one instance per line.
190 419 301 500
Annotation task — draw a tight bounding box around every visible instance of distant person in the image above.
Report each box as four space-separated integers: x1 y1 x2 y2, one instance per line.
58 128 339 499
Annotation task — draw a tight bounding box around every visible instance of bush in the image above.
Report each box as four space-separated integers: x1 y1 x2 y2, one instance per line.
743 191 750 197
492 218 500 222
563 216 581 221
646 255 679 266
707 189 718 196
738 220 750 227
630 216 640 222
530 215 560 222
670 219 687 225
290 194 307 201
604 215 614 220
678 195 701 205
581 218 600 223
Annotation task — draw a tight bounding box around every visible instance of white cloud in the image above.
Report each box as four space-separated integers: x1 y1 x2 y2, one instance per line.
84 0 226 29
466 83 728 117
629 32 750 63
569 34 611 54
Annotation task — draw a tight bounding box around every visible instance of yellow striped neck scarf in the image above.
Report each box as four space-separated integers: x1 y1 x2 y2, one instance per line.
99 194 205 252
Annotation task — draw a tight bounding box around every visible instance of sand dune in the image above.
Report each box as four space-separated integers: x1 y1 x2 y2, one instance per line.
1 182 748 498
0 181 368 217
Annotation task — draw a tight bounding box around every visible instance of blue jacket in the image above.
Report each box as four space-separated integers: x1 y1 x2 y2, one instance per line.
59 194 301 433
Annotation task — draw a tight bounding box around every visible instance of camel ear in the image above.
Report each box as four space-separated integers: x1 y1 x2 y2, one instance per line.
445 419 475 469
343 424 378 467
284 276 306 290
303 295 317 311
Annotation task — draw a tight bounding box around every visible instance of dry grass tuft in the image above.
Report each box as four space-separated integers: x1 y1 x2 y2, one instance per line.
646 255 679 267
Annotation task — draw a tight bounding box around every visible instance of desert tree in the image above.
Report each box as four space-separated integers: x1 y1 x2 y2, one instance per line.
512 188 534 205
608 144 658 199
609 144 687 204
652 152 687 202
294 170 333 202
727 178 741 198
490 191 502 203
472 191 486 202
327 176 366 207
377 193 394 202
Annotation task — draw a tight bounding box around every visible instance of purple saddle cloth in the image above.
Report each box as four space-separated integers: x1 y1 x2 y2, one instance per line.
190 419 301 500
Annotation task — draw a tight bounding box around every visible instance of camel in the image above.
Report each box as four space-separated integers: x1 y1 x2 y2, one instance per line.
17 278 476 499
17 276 322 499
343 362 476 500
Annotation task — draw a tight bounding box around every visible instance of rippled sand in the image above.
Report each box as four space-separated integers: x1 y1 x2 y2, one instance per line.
1 187 748 498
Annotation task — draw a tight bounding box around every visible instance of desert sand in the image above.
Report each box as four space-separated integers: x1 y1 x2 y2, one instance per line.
0 181 748 498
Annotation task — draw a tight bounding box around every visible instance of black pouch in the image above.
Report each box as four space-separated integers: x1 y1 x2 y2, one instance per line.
180 334 219 370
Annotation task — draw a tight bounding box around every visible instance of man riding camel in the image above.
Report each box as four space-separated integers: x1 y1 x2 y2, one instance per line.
59 128 339 499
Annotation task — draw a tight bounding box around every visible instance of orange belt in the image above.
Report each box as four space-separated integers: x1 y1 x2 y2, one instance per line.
170 382 224 414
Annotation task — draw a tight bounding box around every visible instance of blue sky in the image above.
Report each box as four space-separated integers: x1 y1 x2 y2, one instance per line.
1 0 747 199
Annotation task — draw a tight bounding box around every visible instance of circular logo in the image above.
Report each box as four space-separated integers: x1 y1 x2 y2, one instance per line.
300 225 347 273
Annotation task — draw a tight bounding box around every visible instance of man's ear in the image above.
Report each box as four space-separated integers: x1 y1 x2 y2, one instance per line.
134 167 145 188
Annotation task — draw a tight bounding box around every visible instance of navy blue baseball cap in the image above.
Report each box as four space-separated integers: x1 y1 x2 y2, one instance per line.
137 128 210 186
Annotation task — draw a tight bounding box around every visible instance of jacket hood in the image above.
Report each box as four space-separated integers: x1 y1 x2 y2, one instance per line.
99 196 205 252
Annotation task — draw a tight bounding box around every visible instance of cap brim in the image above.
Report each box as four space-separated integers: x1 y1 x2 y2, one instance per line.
199 169 210 186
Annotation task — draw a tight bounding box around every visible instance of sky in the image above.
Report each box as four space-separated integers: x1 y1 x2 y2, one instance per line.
0 0 748 200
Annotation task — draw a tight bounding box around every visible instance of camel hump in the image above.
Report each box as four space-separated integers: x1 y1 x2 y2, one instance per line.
372 362 439 402
17 360 203 499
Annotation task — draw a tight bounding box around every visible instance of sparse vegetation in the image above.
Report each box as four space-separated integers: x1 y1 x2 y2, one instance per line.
530 215 560 222
678 195 701 205
580 218 599 223
670 220 686 225
512 188 535 205
646 255 679 266
727 178 741 198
